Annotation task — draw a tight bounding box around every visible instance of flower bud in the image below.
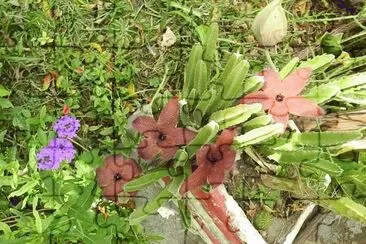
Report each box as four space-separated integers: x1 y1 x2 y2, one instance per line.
252 0 288 46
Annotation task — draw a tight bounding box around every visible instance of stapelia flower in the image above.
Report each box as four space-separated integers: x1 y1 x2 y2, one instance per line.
181 129 237 194
37 138 76 170
96 155 141 202
240 68 325 129
132 97 197 161
53 115 80 138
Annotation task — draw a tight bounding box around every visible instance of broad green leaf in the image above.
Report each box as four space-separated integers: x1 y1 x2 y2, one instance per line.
321 32 343 56
203 23 218 62
331 72 366 90
302 159 343 176
0 222 12 239
0 85 10 97
210 103 262 130
319 197 366 223
298 54 335 71
124 169 172 192
335 140 366 155
187 88 197 108
279 57 299 79
235 124 283 148
242 115 272 130
303 84 340 104
0 98 13 109
178 199 192 228
99 127 114 136
167 174 185 197
292 131 363 147
268 150 321 164
185 121 219 157
183 44 203 98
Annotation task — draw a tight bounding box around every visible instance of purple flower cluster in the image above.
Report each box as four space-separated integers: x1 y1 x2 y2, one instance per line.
53 115 80 138
37 116 80 170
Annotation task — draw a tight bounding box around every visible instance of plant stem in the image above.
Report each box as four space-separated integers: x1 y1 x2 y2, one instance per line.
150 63 170 106
264 50 278 71
294 15 358 23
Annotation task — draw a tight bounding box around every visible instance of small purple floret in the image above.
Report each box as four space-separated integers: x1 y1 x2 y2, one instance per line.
53 115 80 138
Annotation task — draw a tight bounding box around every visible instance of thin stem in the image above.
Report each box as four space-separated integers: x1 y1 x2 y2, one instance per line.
294 15 358 23
150 63 170 106
68 137 90 152
264 50 278 71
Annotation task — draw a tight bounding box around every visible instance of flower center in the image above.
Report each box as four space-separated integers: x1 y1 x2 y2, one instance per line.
114 173 123 181
275 94 285 102
158 133 167 141
207 150 223 164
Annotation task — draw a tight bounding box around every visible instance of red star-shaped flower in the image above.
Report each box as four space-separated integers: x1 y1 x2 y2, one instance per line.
96 155 141 202
240 68 325 129
132 97 197 161
181 129 237 194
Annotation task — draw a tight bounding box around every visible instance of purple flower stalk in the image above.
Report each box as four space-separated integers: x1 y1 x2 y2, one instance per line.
37 138 76 170
53 115 80 138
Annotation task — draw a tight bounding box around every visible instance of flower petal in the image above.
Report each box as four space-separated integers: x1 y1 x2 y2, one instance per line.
286 96 325 117
240 91 274 110
157 97 180 127
269 101 289 128
180 166 209 194
215 129 236 147
96 167 114 187
282 68 312 96
132 116 157 133
137 138 160 160
160 147 180 160
196 145 211 167
158 128 197 148
261 69 282 94
102 185 118 201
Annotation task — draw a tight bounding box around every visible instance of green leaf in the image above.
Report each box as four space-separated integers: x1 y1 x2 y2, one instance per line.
174 149 189 168
203 23 219 62
0 85 10 97
235 124 284 148
302 159 343 176
183 44 203 98
193 59 209 94
209 103 262 130
331 72 366 90
167 174 185 197
178 200 191 228
99 127 114 136
279 57 300 79
321 33 343 56
8 180 38 198
242 115 272 130
318 197 366 223
129 180 178 225
32 196 42 233
292 131 363 147
242 75 264 94
0 222 12 239
0 98 13 109
187 88 197 108
185 121 219 157
303 84 340 104
337 89 366 105
268 150 321 164
193 88 217 124
124 169 171 192
0 130 6 143
298 54 335 71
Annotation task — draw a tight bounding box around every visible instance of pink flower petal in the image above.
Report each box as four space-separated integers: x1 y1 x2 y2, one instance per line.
132 116 157 133
270 114 289 129
282 68 312 96
261 69 282 94
157 128 197 148
180 166 209 194
240 91 274 110
196 145 211 167
137 137 160 160
215 129 236 146
160 147 180 160
157 97 180 127
269 101 289 116
286 96 325 117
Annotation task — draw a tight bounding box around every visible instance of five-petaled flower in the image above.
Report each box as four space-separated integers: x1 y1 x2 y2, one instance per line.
180 129 237 194
96 155 141 202
240 68 325 129
132 97 197 161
